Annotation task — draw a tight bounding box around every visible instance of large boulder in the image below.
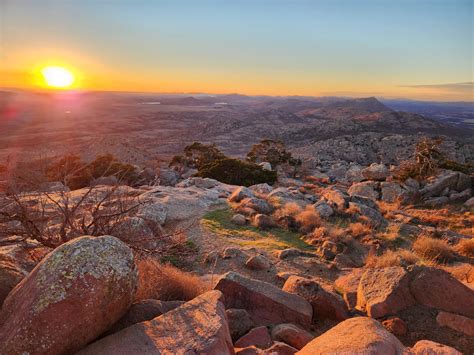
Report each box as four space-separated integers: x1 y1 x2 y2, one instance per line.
235 326 272 349
271 323 314 350
348 202 387 228
296 317 405 354
362 163 389 181
348 181 380 201
408 340 462 355
79 290 234 354
357 266 415 318
0 236 138 355
420 171 469 197
410 267 474 318
283 276 348 321
215 272 312 328
137 202 167 226
436 311 474 337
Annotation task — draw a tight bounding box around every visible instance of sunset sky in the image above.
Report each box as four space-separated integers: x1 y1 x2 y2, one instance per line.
1 0 472 101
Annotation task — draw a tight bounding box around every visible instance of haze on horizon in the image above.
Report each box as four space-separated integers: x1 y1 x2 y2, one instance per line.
1 0 472 101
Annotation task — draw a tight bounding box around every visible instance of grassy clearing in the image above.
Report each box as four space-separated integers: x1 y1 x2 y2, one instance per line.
201 208 311 251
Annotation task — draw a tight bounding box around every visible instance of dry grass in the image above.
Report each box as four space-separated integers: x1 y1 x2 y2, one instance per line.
365 249 419 268
278 202 302 217
135 258 208 301
377 201 401 217
310 225 349 244
348 222 372 238
406 208 473 236
443 263 473 284
295 205 321 232
412 235 455 264
455 238 474 258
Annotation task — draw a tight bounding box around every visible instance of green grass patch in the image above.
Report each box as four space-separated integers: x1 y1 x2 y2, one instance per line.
201 208 312 251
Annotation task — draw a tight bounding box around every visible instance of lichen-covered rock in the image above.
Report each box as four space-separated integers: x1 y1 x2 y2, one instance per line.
381 182 405 203
252 214 276 230
322 187 349 210
79 290 233 355
215 272 312 328
245 255 273 271
357 266 415 318
0 235 138 355
297 317 405 354
240 198 274 215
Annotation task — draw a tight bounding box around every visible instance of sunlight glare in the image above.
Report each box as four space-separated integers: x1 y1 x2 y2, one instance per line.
41 66 75 88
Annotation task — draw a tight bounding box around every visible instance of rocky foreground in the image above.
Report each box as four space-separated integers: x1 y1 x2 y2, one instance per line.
0 164 473 354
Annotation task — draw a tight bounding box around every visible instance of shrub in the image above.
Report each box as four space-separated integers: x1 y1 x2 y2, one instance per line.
295 205 321 233
456 238 474 257
171 142 226 169
348 222 371 238
135 258 208 301
276 202 302 218
412 235 454 263
196 158 277 186
365 249 419 268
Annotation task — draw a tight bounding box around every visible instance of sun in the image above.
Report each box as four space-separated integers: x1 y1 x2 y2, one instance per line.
41 66 75 88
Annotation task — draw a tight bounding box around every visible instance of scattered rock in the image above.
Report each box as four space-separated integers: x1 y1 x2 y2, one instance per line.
382 317 407 336
215 272 312 328
253 214 276 230
157 168 180 186
322 187 349 210
408 340 462 355
227 308 255 342
230 187 255 203
381 182 404 203
348 181 380 201
79 290 233 354
137 202 167 226
410 266 474 318
449 188 472 202
424 196 449 207
38 181 70 192
235 326 272 349
246 255 273 271
313 201 334 218
349 202 387 228
464 196 474 208
277 248 313 260
283 276 348 321
436 311 474 337
0 236 138 355
249 183 273 194
232 214 247 226
271 323 313 350
222 247 247 259
357 266 415 318
259 162 273 171
242 198 274 215
362 163 389 181
297 317 405 354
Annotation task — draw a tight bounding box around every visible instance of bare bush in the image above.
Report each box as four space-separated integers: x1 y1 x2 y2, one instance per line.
0 183 145 248
295 205 321 233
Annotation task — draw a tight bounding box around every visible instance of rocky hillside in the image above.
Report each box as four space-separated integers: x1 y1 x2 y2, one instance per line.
0 155 472 353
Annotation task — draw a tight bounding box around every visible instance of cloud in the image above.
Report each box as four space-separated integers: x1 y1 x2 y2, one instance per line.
399 82 473 90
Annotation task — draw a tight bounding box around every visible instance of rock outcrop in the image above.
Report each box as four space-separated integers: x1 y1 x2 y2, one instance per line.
79 290 234 354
